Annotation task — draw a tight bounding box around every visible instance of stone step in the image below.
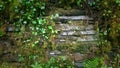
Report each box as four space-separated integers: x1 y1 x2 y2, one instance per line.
77 36 97 41
56 16 93 21
56 40 97 46
75 62 84 68
48 8 87 16
55 20 94 24
56 24 94 31
60 30 95 36
57 38 96 42
56 35 97 42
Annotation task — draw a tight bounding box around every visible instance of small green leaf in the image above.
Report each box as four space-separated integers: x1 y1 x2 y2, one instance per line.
33 8 36 11
35 40 39 44
32 21 37 25
41 6 45 9
41 29 46 33
55 30 58 33
32 44 35 47
32 32 35 35
52 30 54 33
55 13 59 17
23 21 27 24
34 32 38 35
108 10 111 13
45 36 48 39
0 30 4 37
38 18 42 24
48 26 52 29
36 27 39 30
104 1 108 5
92 2 95 5
30 27 34 30
28 15 31 20
77 0 81 5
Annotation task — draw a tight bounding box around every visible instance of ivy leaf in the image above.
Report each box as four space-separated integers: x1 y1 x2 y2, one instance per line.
32 21 37 25
27 15 31 20
55 13 59 17
38 18 42 24
41 6 45 10
32 44 35 47
41 29 46 33
77 0 81 5
0 30 4 37
52 30 54 33
35 40 39 44
45 36 48 39
48 26 53 30
23 21 27 24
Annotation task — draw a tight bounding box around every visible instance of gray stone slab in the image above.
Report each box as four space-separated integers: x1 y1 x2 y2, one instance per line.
75 62 84 68
77 36 97 41
80 30 95 35
58 16 93 20
60 30 95 35
56 24 94 31
57 35 97 42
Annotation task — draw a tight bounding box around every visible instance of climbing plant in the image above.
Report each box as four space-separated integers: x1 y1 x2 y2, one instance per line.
97 0 120 68
0 0 58 67
82 0 120 67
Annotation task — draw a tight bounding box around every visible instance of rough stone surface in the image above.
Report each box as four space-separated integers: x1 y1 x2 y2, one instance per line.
54 16 97 68
73 53 85 62
55 16 97 44
58 16 93 20
75 62 84 68
60 30 95 35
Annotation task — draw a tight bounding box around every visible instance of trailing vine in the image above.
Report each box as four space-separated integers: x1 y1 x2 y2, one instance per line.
0 0 57 67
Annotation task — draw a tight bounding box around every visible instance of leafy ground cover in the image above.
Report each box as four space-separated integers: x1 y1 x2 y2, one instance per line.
0 0 120 68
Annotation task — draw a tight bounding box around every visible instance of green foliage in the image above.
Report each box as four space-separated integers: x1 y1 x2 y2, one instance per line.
96 0 120 67
84 57 106 68
0 30 4 37
0 0 57 67
84 57 99 68
0 0 57 47
31 57 75 68
0 0 120 68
